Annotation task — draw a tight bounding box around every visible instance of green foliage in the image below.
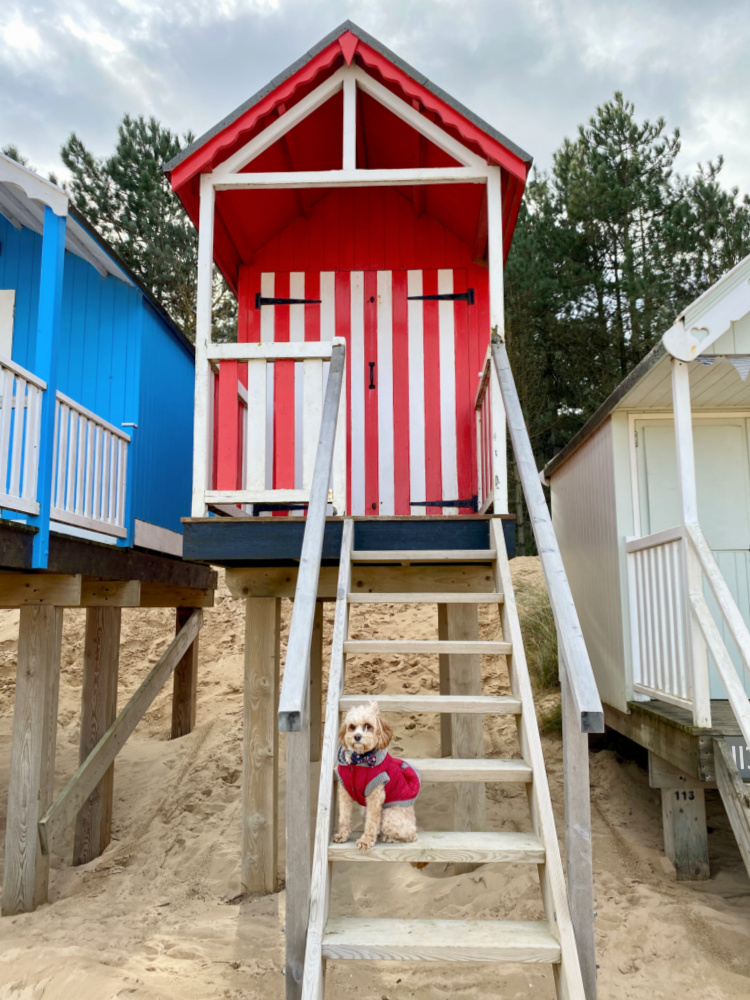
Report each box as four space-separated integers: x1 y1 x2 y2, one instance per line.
538 699 563 737
506 93 750 550
61 115 237 342
515 578 559 690
1 144 30 166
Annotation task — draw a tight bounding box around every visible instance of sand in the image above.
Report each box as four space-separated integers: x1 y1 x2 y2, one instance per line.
0 556 749 999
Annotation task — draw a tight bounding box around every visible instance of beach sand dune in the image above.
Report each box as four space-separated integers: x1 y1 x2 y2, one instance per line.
1 559 749 998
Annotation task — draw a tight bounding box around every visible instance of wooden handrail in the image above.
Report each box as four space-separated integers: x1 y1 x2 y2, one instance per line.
686 521 750 686
490 334 604 734
277 339 346 732
625 524 685 553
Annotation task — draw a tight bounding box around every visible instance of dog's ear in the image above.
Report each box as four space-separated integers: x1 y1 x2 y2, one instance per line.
338 718 347 745
377 713 393 749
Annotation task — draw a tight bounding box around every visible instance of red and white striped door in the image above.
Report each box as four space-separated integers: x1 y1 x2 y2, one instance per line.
257 269 474 515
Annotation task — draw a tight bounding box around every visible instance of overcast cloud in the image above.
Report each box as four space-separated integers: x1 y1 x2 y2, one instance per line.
2 0 749 193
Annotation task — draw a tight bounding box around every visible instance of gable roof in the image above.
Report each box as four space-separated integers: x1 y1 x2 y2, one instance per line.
164 23 534 294
164 20 532 185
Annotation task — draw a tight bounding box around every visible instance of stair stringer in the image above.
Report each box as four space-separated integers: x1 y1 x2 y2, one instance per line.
303 519 354 1000
490 518 586 1000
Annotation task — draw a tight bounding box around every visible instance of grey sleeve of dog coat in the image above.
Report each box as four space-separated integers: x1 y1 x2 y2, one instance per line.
364 771 390 797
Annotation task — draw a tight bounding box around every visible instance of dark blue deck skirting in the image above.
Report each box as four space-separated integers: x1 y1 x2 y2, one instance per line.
182 517 515 565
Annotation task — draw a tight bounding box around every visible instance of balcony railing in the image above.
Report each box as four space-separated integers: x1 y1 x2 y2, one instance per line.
51 392 130 538
0 352 130 540
0 354 46 516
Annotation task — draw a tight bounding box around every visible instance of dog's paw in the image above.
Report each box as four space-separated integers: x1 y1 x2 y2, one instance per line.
332 831 349 844
356 836 375 851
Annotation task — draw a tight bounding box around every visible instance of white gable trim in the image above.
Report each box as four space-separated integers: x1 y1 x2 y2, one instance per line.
663 254 750 361
351 66 487 169
211 63 488 180
214 67 349 175
0 153 68 217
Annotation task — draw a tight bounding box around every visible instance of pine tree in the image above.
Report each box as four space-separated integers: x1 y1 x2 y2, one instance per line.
61 115 236 341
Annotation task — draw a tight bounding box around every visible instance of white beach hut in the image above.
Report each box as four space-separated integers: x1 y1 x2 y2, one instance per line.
545 253 750 880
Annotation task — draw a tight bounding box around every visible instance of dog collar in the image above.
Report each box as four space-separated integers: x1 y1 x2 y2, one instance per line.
337 747 387 767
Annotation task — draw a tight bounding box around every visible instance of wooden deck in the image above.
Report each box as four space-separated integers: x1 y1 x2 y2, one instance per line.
182 514 516 566
606 699 746 783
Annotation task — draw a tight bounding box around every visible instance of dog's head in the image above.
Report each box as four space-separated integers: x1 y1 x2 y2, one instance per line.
338 701 393 755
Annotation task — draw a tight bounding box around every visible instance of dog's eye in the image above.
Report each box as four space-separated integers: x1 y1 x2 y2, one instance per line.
364 724 372 731
348 724 355 731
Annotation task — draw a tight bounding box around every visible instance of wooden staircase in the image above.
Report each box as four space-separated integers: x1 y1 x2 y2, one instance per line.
301 517 587 999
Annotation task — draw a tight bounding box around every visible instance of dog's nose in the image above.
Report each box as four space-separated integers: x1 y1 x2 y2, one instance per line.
354 733 362 742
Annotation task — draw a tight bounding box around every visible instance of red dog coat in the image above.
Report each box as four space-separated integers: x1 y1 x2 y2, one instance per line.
337 747 421 808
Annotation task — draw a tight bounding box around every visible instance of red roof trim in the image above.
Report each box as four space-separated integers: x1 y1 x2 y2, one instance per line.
338 30 359 66
169 41 343 191
354 41 529 183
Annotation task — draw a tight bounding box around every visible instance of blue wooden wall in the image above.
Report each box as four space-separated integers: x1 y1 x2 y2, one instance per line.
0 213 195 538
132 300 194 535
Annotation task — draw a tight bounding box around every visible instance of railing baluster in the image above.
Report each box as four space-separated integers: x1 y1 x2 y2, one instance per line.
0 367 15 495
9 375 25 497
65 409 78 512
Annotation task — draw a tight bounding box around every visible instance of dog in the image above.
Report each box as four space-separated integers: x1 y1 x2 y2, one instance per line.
333 701 420 852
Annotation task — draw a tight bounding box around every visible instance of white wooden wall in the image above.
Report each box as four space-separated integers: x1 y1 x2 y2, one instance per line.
550 417 631 712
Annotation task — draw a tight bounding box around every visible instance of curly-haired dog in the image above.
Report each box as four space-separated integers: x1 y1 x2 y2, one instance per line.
333 701 420 852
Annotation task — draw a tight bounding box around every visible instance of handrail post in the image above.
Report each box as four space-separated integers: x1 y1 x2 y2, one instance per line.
561 657 597 1000
490 334 604 733
671 358 711 727
274 339 346 1000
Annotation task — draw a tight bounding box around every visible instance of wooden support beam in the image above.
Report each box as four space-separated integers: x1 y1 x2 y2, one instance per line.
38 610 203 856
0 572 81 607
225 563 496 600
80 580 140 607
661 782 709 880
2 607 63 915
242 597 280 894
444 604 485 873
73 607 121 865
310 602 324 763
138 584 214 608
171 607 200 738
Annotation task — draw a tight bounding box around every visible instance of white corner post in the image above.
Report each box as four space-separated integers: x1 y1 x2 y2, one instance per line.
192 175 215 517
342 71 356 171
670 358 711 727
486 165 507 514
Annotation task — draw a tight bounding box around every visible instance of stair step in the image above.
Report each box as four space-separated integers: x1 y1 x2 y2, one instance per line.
343 640 511 655
401 758 532 783
351 549 496 563
347 592 504 604
339 694 521 715
328 830 545 864
321 918 561 963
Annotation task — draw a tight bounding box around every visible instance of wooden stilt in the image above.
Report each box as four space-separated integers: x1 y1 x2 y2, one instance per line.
561 664 597 999
171 606 200 738
438 604 452 757
661 784 709 880
242 597 280 894
445 604 485 873
73 607 121 866
286 710 311 1000
2 606 63 915
309 602 324 763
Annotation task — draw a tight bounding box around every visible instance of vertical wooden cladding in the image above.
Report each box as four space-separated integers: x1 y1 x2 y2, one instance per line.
212 186 491 515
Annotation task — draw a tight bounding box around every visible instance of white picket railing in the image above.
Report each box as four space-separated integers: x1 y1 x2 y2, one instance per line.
474 351 503 514
0 354 46 516
626 526 692 707
205 340 347 515
51 392 130 538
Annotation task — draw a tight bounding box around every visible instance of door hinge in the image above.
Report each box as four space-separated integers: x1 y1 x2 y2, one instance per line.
634 428 639 448
255 294 321 308
407 289 475 305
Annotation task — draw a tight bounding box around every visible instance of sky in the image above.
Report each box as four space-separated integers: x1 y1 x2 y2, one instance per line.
2 0 750 194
